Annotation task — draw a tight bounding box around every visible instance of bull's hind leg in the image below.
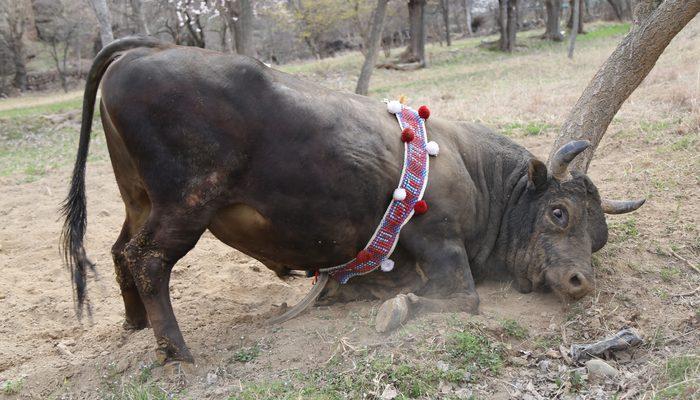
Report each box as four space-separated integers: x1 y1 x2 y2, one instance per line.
113 220 148 330
123 208 210 364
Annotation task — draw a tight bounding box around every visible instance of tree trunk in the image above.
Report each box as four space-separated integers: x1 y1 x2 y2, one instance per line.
87 0 114 47
607 0 633 20
440 0 451 46
232 0 255 57
129 0 149 35
567 0 585 33
356 0 389 96
548 0 700 173
507 0 518 50
12 51 27 91
543 0 563 41
403 0 426 64
498 0 508 50
463 0 473 35
499 0 518 52
567 0 579 58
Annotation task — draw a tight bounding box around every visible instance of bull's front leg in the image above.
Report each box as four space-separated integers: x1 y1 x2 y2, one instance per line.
375 241 479 332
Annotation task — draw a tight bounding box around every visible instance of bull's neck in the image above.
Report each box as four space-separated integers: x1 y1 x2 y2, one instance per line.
450 122 532 278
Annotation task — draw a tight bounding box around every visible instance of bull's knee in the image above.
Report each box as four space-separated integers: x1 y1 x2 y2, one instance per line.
113 242 149 330
123 235 169 296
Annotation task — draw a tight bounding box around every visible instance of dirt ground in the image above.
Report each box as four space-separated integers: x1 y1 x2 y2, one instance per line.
0 20 698 400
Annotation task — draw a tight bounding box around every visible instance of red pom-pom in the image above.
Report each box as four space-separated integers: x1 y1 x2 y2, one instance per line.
401 128 414 142
357 249 372 263
418 105 431 120
414 200 428 215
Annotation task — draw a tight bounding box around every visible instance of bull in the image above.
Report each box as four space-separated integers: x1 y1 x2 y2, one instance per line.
61 37 644 364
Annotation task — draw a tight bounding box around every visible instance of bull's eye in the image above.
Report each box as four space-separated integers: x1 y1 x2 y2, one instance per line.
551 207 569 226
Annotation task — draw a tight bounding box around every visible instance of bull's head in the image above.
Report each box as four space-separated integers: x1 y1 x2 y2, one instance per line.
503 140 644 301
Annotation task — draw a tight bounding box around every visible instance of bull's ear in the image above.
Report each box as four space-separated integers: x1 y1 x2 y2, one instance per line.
527 159 548 191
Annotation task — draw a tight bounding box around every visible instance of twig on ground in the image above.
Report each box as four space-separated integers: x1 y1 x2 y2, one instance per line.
671 286 700 297
669 249 700 274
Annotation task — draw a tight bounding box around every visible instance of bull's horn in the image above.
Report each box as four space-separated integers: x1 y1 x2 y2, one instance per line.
601 198 646 214
549 140 591 180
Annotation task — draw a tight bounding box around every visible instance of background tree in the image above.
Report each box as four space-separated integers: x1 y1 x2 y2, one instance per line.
549 0 700 173
498 0 518 52
224 0 255 56
439 0 451 46
87 0 114 47
462 0 473 36
567 0 579 58
356 0 389 95
400 0 426 64
543 0 563 41
606 0 633 20
41 0 91 92
567 0 585 33
130 0 149 35
0 0 30 91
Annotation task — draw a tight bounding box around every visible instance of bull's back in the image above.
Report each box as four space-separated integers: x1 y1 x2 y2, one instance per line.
100 45 408 267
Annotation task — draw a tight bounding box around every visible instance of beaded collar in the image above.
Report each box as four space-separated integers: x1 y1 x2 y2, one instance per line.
322 101 439 283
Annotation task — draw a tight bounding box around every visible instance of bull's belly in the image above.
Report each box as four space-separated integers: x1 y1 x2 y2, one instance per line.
207 203 362 270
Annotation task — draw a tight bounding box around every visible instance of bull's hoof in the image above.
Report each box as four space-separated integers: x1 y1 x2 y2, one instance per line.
155 339 194 365
122 319 149 331
375 294 417 333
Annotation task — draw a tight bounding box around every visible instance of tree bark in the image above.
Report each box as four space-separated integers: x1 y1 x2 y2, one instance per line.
567 0 585 33
440 0 451 46
567 0 579 58
232 0 255 57
130 0 149 35
356 0 389 95
543 0 563 41
499 0 518 52
548 0 700 173
87 0 114 47
403 0 426 65
463 0 473 35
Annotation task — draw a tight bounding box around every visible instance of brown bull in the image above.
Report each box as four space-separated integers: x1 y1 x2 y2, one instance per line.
61 37 644 364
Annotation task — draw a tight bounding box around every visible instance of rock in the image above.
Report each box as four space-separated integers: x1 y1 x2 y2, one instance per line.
115 358 130 373
381 384 398 399
375 295 411 333
586 359 618 381
56 343 74 358
436 360 450 372
538 359 550 373
206 372 218 385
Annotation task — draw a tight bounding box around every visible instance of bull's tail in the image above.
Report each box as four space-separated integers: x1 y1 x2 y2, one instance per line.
60 36 165 317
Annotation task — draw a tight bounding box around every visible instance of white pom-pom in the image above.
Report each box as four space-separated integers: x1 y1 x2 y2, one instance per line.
380 259 395 272
387 100 402 114
393 188 407 201
426 141 440 156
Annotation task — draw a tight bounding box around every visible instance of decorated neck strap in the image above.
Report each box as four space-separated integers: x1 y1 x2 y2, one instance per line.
324 101 439 284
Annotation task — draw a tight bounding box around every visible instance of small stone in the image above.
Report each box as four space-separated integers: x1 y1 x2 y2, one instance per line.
115 358 130 373
454 388 473 399
545 349 561 359
436 360 450 372
56 343 74 358
586 359 618 381
375 295 410 333
538 359 550 373
206 372 218 385
381 384 398 399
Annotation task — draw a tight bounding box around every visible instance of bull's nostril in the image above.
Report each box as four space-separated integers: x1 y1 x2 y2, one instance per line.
569 273 582 288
